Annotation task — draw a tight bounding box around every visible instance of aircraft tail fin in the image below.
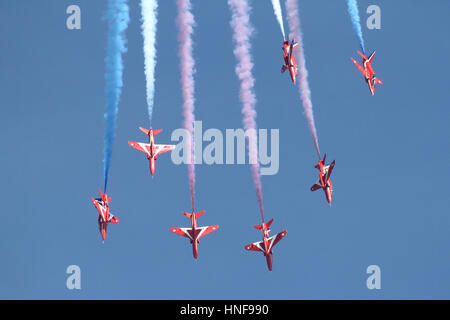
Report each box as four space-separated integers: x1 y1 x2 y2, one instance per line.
152 129 163 136
325 160 336 182
368 51 376 64
375 78 383 85
310 183 322 192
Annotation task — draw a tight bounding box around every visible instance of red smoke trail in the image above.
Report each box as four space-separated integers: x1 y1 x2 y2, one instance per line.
176 0 196 211
285 0 321 159
228 0 265 222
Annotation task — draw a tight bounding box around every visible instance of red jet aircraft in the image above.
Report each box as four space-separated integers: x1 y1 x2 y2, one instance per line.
281 39 299 84
244 218 287 271
128 127 176 176
310 153 335 205
91 189 119 241
351 50 383 95
170 210 219 259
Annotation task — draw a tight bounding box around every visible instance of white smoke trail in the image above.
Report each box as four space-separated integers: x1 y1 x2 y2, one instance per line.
140 0 158 125
271 0 286 39
228 0 265 221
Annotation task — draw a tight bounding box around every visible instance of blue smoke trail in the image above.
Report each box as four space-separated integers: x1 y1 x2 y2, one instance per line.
103 0 130 192
141 0 158 125
346 0 365 53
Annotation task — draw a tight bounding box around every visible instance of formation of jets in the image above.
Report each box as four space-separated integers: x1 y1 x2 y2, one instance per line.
90 39 382 271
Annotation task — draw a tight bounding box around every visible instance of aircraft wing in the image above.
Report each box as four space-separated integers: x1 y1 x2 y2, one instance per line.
244 241 264 252
351 57 366 76
154 144 176 157
310 183 322 192
269 230 287 249
128 141 150 156
170 227 194 241
197 225 219 239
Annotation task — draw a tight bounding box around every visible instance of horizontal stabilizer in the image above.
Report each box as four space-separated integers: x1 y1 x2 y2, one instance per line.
194 210 205 219
182 212 192 219
254 218 274 230
152 129 162 136
266 218 274 229
357 50 368 60
139 127 149 135
182 210 205 219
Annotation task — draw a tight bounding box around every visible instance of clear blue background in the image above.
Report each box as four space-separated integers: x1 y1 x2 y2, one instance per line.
0 0 449 299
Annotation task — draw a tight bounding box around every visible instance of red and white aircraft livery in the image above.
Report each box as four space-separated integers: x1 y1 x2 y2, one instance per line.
170 210 219 259
244 218 287 271
128 127 176 176
310 153 335 205
91 189 119 241
351 50 383 95
281 39 299 84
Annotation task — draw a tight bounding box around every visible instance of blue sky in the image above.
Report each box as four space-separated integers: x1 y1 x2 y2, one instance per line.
0 0 449 299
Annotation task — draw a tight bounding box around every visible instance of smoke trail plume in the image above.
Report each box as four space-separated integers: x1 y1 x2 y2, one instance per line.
285 0 320 159
103 0 130 192
228 0 264 221
270 0 286 40
140 0 158 125
346 0 365 53
176 0 196 211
